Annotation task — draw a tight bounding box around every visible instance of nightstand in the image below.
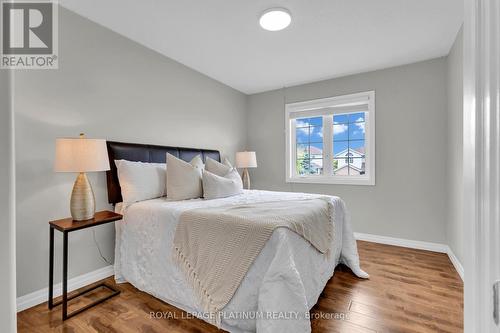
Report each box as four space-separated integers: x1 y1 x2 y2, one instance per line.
48 210 122 320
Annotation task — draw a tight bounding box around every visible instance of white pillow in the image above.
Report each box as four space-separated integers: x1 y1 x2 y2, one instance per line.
205 157 232 177
115 160 166 204
166 153 204 200
202 169 243 200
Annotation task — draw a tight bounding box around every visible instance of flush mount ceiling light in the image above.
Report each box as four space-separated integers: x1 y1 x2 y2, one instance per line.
259 8 291 31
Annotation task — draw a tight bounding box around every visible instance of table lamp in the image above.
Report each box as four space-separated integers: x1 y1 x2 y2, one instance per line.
54 134 110 221
235 151 257 190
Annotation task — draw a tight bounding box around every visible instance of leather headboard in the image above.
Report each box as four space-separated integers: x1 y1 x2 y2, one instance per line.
106 141 220 204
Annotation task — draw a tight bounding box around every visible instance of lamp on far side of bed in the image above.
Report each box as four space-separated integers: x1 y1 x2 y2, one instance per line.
54 133 110 221
235 151 257 190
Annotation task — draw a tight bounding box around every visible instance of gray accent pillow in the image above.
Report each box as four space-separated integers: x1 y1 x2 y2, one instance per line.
205 157 232 177
166 153 204 200
202 169 243 200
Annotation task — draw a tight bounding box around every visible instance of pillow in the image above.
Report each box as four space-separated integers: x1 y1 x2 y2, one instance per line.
115 160 166 204
205 157 232 177
202 169 243 200
222 157 233 168
166 153 204 200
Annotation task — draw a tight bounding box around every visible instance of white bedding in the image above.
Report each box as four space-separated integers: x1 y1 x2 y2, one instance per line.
114 190 367 333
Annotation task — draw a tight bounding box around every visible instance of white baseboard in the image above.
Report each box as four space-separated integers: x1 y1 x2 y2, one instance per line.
16 265 114 312
354 232 463 281
446 247 464 280
354 232 448 252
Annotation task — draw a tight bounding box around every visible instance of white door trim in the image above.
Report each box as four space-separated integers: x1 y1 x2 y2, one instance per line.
0 69 16 332
463 0 500 331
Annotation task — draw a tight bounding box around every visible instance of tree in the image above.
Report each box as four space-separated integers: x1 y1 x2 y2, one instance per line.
296 152 311 175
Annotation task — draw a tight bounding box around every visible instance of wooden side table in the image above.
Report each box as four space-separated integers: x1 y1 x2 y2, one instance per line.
48 211 122 320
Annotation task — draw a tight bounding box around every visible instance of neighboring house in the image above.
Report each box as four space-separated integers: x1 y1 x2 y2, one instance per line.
309 145 323 174
309 145 323 159
298 146 365 175
334 147 365 175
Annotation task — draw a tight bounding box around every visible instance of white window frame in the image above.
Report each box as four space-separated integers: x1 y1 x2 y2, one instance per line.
285 91 375 185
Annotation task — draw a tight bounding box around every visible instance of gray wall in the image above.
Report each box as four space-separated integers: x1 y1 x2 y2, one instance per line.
246 58 448 243
14 8 247 296
446 28 463 263
0 69 16 331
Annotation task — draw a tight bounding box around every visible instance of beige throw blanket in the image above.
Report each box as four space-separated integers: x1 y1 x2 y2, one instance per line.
172 198 332 325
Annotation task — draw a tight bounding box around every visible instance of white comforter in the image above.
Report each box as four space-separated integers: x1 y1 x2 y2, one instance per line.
114 190 368 333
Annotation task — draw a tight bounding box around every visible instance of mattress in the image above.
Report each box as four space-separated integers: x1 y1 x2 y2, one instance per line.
114 190 367 333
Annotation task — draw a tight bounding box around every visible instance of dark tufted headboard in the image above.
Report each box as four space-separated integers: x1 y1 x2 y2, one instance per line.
106 141 220 204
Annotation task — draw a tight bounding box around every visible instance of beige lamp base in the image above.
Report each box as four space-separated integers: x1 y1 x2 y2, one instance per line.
70 172 96 221
242 168 251 190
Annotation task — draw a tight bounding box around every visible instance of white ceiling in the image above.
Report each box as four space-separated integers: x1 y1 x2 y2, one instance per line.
60 0 463 94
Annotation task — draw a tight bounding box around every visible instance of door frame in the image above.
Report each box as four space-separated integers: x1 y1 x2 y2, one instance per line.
463 0 500 331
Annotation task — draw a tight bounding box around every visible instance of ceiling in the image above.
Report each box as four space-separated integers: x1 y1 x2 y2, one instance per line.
60 0 463 95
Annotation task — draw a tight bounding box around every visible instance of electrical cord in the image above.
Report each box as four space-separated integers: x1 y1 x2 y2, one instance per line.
92 229 113 266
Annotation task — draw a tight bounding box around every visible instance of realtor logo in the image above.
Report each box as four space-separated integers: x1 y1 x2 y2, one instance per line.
1 0 58 69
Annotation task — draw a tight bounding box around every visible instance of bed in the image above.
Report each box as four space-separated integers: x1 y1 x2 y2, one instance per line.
106 141 368 333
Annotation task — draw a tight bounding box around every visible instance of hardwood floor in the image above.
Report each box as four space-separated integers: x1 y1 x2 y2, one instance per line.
17 241 463 332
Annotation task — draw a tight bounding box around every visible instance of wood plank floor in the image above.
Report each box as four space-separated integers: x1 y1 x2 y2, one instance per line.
18 241 463 333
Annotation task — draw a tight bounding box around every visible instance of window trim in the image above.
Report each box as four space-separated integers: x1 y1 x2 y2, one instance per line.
285 91 376 186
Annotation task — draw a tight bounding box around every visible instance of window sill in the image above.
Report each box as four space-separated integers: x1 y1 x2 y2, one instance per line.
286 176 375 186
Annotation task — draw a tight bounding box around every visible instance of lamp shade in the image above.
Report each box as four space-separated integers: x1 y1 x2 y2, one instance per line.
235 151 257 168
54 137 110 173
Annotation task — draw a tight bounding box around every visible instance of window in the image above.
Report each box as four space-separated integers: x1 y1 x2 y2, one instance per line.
345 153 354 164
295 116 323 175
286 91 375 185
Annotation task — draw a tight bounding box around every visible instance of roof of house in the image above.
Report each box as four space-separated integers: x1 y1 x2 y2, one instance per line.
309 146 323 155
301 145 365 157
334 147 365 157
